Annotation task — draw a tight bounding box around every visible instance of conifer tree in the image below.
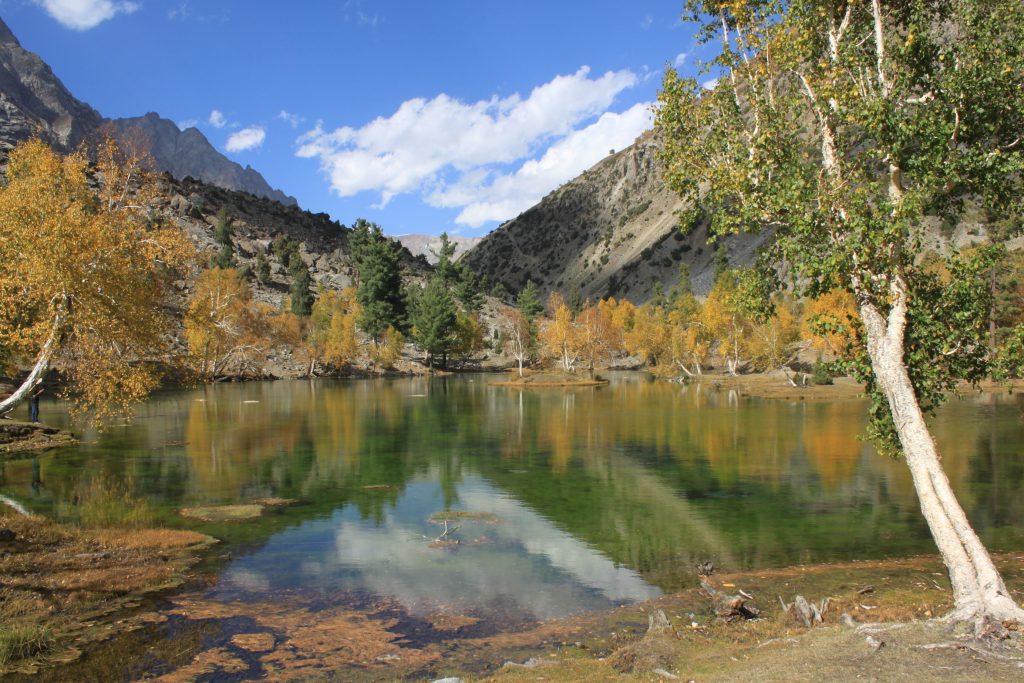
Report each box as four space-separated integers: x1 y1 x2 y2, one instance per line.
412 274 457 369
516 280 543 320
351 220 407 341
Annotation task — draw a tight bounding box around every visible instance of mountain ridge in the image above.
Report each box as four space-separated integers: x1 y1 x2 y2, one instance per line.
0 17 295 206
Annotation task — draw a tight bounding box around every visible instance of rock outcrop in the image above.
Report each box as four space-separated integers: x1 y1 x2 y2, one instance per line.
461 131 770 303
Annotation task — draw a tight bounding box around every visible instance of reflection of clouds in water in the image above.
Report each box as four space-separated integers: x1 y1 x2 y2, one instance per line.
220 476 659 621
459 488 661 603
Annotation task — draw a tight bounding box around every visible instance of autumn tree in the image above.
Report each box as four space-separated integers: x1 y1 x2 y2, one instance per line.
539 293 581 372
451 311 487 366
309 287 361 371
0 138 194 422
502 308 533 377
184 268 259 378
624 303 672 369
801 289 859 357
657 0 1024 624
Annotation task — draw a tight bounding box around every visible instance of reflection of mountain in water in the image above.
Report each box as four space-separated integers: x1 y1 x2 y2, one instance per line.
5 375 1024 609
216 476 660 622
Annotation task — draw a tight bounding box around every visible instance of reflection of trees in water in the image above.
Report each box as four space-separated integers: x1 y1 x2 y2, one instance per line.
9 378 1023 576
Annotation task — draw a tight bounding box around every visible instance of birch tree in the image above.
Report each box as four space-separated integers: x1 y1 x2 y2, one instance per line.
0 138 194 422
657 0 1024 626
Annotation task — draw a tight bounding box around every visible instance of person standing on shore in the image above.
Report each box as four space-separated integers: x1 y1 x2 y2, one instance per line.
28 385 42 423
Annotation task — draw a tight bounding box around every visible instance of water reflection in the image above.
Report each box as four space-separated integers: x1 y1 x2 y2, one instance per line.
216 476 660 624
2 375 1023 622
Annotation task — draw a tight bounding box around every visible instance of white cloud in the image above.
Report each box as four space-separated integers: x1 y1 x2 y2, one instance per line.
429 102 653 227
640 14 653 29
208 109 228 129
277 110 303 128
297 66 639 212
674 52 689 68
225 126 265 152
176 119 198 131
702 77 720 90
35 0 139 30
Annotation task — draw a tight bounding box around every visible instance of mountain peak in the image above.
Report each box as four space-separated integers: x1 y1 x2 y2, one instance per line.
0 18 21 47
0 21 296 206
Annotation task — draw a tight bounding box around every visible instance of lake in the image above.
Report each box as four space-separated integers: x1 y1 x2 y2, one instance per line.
3 374 1023 631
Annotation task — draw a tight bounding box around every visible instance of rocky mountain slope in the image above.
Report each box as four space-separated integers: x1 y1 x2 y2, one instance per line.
395 233 482 264
461 131 770 303
157 174 427 306
0 18 295 205
463 130 1007 304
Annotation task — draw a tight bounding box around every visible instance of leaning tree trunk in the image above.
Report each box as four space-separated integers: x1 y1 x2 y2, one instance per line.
0 306 65 418
861 293 1024 627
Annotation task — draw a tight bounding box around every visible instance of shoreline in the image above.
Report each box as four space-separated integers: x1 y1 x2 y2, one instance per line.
3 493 1021 682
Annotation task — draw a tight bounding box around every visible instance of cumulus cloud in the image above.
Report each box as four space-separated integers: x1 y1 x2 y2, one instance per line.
225 126 265 152
297 66 640 215
35 0 139 30
176 119 198 131
429 102 653 227
674 52 689 68
702 77 720 90
208 109 228 129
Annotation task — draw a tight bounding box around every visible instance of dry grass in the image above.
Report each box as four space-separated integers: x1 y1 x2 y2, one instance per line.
0 512 214 675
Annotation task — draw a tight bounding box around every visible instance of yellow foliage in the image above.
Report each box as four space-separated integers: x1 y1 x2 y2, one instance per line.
0 137 195 422
539 294 580 371
745 297 801 371
452 311 486 360
624 304 672 368
801 289 859 357
370 326 404 369
310 287 361 368
184 268 258 377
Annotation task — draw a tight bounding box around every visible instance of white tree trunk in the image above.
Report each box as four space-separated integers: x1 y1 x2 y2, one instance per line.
0 306 64 418
861 295 1024 626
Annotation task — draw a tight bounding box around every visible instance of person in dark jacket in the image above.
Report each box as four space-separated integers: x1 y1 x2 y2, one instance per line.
28 385 42 423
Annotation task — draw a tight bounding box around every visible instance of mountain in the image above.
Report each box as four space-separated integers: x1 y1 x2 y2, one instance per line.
110 114 297 206
395 233 482 264
461 131 770 302
0 18 295 206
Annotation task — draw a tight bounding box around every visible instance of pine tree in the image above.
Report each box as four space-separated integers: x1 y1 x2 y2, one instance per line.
454 262 484 312
214 207 233 246
288 253 313 316
412 274 457 369
351 220 407 341
516 280 543 320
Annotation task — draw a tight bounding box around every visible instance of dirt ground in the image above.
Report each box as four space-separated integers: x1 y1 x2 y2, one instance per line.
0 511 215 675
0 421 77 455
15 550 1020 682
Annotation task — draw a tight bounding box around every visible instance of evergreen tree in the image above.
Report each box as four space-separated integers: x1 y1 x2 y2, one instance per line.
516 280 543 320
454 262 485 312
567 284 583 314
254 249 271 285
650 281 665 309
288 253 313 316
432 232 458 286
214 207 233 246
412 274 457 369
713 243 729 282
351 220 407 341
670 262 692 304
211 244 236 270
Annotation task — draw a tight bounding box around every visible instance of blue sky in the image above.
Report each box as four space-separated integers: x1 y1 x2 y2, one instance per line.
4 0 713 236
